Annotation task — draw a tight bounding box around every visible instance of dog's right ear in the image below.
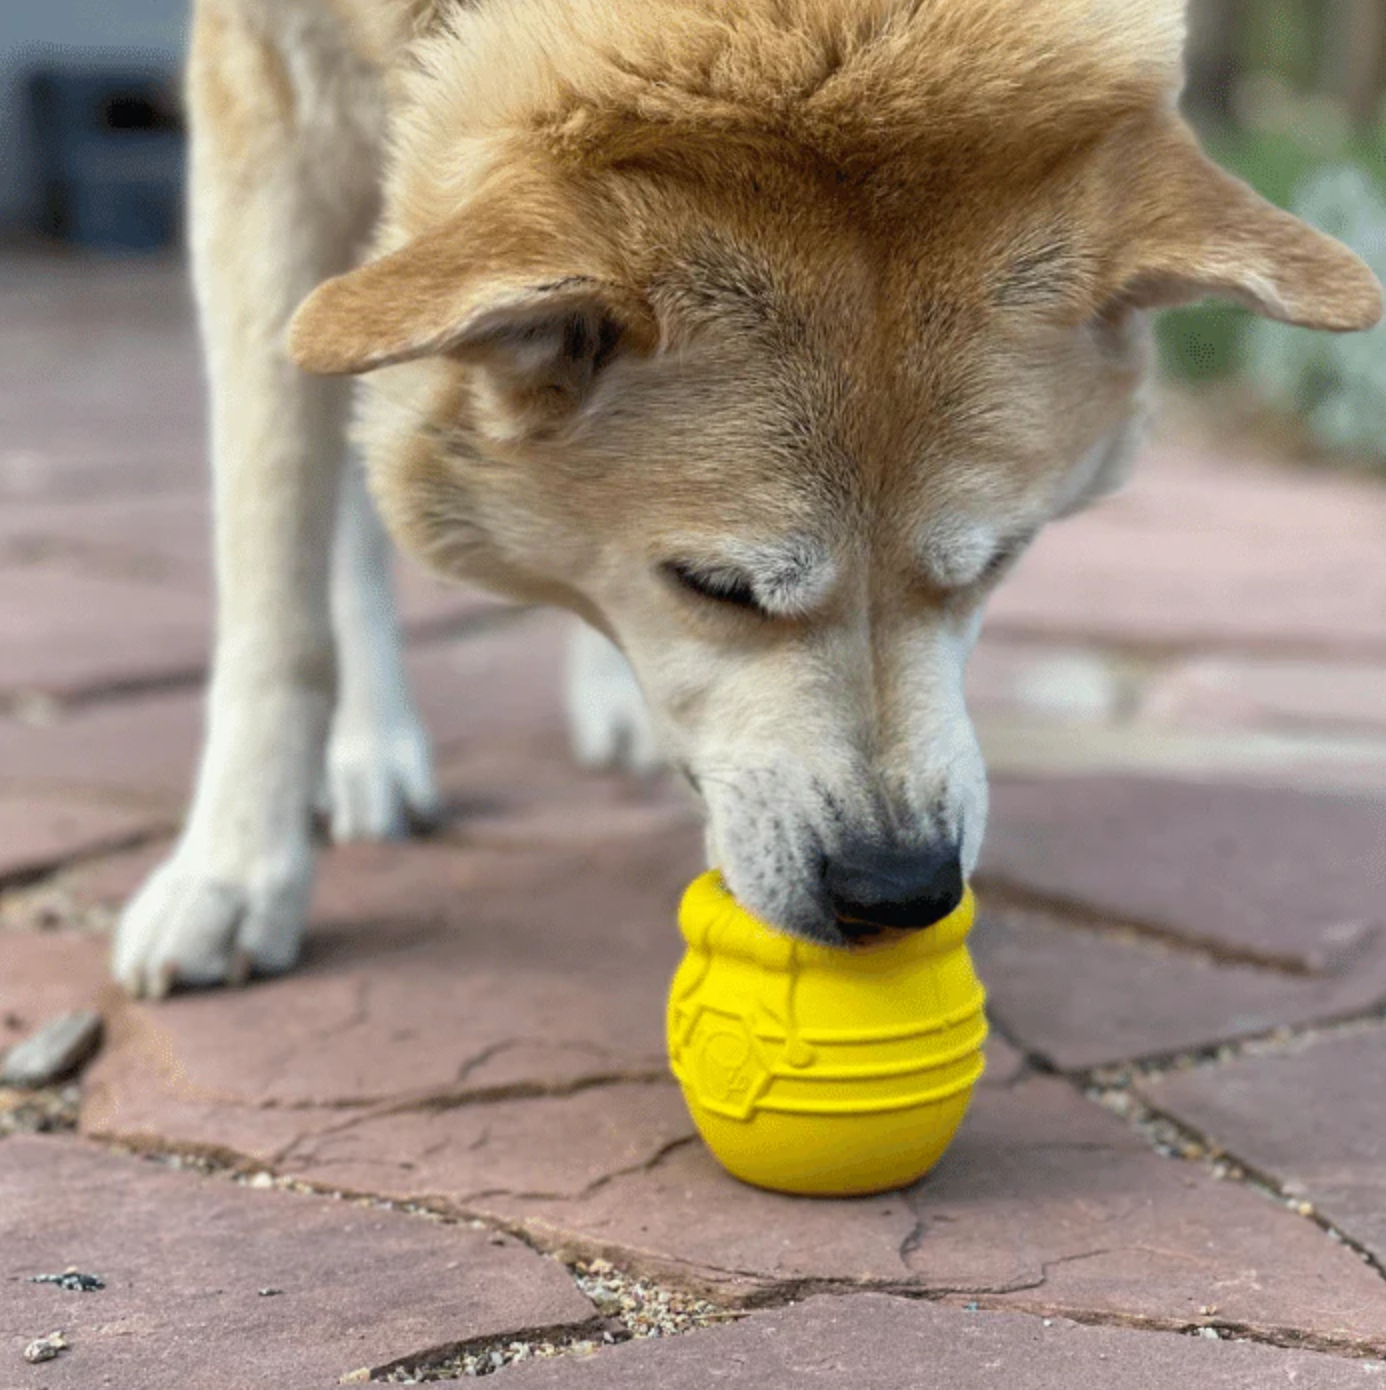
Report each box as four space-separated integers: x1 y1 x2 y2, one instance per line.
289 215 658 438
1106 131 1383 332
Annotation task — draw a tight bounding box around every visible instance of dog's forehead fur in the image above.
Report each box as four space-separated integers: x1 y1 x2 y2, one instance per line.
358 0 1188 530
391 0 1185 187
381 0 1193 304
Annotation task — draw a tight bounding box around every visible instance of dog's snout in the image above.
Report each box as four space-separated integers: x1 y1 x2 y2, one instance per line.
824 841 965 935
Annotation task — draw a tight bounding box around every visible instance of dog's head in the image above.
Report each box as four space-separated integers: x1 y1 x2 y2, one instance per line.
291 0 1380 941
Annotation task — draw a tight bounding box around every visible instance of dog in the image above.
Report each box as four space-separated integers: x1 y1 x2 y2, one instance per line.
113 0 1381 996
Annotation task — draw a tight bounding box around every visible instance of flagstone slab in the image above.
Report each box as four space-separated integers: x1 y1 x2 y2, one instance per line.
1136 1030 1386 1270
0 609 579 810
0 438 201 507
0 495 210 580
967 639 1125 725
487 1294 1386 1390
463 1076 1386 1352
981 776 1386 974
0 493 493 635
971 910 1386 1072
0 933 110 1060
0 1135 597 1390
986 442 1386 656
80 822 701 1141
1140 656 1386 736
80 956 1386 1359
0 793 159 883
0 567 210 698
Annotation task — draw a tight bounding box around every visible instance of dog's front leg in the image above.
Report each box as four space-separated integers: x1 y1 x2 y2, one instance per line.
114 2 382 996
321 453 439 841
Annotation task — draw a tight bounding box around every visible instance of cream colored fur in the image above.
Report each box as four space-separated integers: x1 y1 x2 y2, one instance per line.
114 0 1380 993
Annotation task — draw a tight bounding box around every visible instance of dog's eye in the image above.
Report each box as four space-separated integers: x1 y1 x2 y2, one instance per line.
662 560 763 613
979 548 1015 583
977 533 1034 586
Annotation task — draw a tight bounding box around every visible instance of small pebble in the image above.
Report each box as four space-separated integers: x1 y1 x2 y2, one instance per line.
30 1269 104 1292
23 1331 69 1364
1 1011 103 1088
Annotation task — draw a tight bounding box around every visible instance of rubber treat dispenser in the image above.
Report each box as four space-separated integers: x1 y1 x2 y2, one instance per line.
667 871 987 1196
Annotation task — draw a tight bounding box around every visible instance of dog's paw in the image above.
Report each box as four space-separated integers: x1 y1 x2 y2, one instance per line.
565 622 664 773
112 843 314 999
322 706 440 842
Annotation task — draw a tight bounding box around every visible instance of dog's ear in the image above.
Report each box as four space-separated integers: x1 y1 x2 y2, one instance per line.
288 216 658 437
1110 135 1382 331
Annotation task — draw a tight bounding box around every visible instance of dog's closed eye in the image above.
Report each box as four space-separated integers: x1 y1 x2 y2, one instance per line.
976 534 1032 585
661 560 764 614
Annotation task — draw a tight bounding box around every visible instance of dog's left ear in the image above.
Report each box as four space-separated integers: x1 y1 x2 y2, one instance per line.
1113 132 1383 332
288 215 658 438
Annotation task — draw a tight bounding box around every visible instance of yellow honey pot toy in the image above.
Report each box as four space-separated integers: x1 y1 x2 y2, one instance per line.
667 871 987 1197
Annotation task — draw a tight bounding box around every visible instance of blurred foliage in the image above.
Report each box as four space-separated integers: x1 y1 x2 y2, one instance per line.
1163 0 1386 464
1159 125 1386 381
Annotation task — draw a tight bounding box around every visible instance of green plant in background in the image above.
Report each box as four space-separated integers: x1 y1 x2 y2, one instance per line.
1247 162 1386 454
1160 0 1386 465
1158 126 1358 383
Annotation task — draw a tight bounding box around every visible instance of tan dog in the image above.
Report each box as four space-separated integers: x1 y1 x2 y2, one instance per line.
114 0 1381 995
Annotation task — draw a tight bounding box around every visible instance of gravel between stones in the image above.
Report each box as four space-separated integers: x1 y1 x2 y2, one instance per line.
0 1082 79 1137
376 1259 739 1382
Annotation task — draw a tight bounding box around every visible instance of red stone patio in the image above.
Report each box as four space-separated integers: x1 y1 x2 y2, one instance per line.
3 252 1386 1387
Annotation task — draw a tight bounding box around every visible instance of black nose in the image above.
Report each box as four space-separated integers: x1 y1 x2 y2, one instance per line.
824 842 965 935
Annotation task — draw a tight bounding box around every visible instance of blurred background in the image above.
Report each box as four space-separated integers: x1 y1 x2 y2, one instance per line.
1 2 186 256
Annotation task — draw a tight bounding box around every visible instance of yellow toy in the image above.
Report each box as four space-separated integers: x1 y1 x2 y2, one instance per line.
667 871 987 1196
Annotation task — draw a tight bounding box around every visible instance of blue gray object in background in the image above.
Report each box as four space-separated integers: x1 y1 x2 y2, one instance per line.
1247 164 1386 459
28 65 184 252
0 0 188 234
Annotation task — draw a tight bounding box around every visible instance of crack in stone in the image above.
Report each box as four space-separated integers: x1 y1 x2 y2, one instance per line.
454 1040 528 1087
458 1134 700 1206
0 824 172 895
962 1297 1386 1362
3 606 526 720
897 1215 925 1270
252 982 376 1096
1093 1006 1386 1082
85 1133 1386 1365
1078 1065 1386 1298
100 1056 674 1124
975 878 1322 978
265 1071 676 1170
1131 1090 1386 1290
968 1248 1115 1297
355 1314 621 1383
896 1192 1111 1293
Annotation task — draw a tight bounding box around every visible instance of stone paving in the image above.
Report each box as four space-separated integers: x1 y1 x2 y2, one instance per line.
3 252 1386 1387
